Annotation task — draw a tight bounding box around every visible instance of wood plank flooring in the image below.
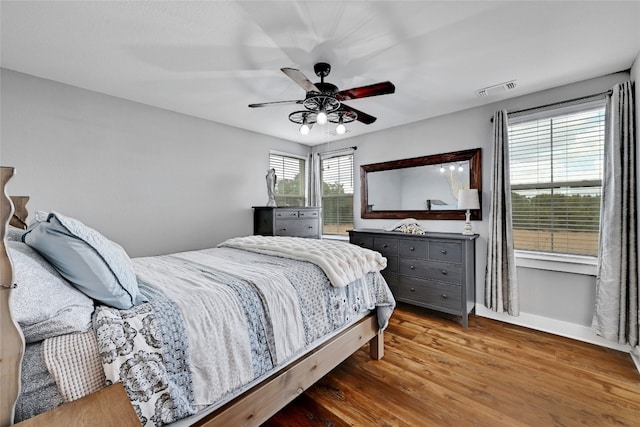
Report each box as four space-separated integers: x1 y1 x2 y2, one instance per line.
263 303 640 427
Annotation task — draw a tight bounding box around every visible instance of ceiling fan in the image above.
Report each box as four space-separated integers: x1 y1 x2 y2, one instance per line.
249 62 395 135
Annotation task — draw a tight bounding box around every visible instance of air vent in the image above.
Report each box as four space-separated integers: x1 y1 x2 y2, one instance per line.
475 80 517 97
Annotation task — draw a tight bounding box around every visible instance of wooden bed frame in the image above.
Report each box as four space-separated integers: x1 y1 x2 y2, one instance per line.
0 166 384 427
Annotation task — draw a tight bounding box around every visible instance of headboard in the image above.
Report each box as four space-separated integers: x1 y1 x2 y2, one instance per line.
9 196 29 230
1 166 26 427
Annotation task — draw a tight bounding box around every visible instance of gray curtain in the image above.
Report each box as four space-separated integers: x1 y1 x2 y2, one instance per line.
309 153 322 207
485 110 519 316
592 81 638 346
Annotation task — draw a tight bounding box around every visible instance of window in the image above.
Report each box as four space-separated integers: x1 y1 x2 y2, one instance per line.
321 153 354 236
269 152 307 207
508 101 605 257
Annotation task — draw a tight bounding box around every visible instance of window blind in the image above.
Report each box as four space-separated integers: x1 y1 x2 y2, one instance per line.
269 152 307 207
321 153 354 236
508 104 605 256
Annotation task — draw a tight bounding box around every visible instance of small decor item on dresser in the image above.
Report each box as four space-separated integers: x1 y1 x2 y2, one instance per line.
457 189 480 235
266 168 277 207
384 218 425 235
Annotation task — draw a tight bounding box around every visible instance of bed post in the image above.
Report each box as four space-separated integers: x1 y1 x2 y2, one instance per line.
369 329 384 360
1 167 25 427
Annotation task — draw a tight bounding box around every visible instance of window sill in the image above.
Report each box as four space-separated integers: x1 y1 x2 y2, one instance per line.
515 250 597 276
322 234 349 241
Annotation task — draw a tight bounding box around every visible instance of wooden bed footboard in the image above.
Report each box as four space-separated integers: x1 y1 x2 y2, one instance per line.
1 167 26 427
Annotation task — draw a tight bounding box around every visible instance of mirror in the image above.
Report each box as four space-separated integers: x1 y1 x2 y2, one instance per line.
361 148 482 220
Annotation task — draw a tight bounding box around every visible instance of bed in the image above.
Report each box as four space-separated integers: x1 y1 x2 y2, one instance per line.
0 166 395 426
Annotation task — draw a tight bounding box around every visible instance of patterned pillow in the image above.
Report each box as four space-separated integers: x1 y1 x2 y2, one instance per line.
23 211 147 309
8 241 94 343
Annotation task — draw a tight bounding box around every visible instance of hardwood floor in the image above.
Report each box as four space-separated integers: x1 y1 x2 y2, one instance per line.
263 303 640 427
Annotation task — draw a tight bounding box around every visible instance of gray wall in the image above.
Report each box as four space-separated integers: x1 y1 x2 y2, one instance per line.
0 69 308 257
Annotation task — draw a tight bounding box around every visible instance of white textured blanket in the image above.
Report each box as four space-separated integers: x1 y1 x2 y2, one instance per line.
219 236 387 287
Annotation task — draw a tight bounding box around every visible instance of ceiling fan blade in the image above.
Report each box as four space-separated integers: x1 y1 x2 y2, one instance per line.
248 100 303 108
281 67 321 93
341 104 377 125
336 81 396 101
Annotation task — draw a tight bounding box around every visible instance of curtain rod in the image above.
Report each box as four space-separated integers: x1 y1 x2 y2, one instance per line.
490 90 612 122
314 146 357 155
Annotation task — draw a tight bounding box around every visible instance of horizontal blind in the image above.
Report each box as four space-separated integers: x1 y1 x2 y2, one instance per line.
508 105 604 256
321 154 354 236
269 153 306 207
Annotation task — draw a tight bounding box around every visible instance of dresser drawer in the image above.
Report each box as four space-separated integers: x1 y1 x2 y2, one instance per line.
399 277 462 312
275 209 302 219
373 237 398 257
398 240 428 258
350 235 373 250
399 258 462 284
429 241 462 263
385 256 398 273
274 219 318 237
298 209 319 219
382 272 399 295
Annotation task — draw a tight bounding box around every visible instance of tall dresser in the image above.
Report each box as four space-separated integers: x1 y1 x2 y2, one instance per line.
253 207 321 239
349 229 477 327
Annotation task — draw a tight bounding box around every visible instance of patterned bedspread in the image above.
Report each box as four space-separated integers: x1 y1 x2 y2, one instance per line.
93 246 395 426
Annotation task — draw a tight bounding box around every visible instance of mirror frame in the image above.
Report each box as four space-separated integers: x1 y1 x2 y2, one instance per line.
360 148 482 220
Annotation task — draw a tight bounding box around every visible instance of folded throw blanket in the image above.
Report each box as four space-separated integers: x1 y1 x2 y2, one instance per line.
219 236 387 287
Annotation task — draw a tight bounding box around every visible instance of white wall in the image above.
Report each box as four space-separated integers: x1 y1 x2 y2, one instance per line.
345 71 631 350
0 69 309 257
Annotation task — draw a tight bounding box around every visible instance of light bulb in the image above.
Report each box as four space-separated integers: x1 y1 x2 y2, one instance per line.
458 165 464 172
299 123 310 135
449 165 455 171
336 123 346 135
317 111 328 125
440 166 445 173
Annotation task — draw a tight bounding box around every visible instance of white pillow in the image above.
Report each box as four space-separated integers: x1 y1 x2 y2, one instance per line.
8 241 95 343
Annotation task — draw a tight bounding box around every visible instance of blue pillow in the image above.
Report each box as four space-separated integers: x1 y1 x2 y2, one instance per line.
23 212 146 309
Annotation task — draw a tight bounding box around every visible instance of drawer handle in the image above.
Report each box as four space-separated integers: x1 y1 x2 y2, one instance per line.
308 225 313 229
409 246 415 251
281 228 287 231
441 270 447 275
410 287 415 292
383 244 388 248
441 249 447 254
410 265 415 270
290 213 297 216
441 294 448 299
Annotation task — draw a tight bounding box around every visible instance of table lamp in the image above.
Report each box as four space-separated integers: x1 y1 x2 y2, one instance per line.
457 189 480 235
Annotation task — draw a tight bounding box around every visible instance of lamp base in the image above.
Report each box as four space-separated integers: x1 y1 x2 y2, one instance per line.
461 209 474 235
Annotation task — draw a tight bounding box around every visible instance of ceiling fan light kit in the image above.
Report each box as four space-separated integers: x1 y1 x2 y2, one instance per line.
249 62 395 136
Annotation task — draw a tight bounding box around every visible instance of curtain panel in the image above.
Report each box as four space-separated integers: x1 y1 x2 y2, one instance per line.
592 81 638 346
485 110 519 316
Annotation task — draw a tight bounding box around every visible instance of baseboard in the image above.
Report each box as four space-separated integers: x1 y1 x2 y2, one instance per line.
631 347 640 373
475 305 632 353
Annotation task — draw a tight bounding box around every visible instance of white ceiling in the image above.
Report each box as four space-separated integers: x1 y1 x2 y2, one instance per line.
1 1 639 146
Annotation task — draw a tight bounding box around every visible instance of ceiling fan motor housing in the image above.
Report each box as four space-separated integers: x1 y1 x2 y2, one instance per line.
314 62 331 78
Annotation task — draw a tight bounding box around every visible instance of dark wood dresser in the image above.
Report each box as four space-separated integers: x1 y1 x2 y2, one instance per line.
253 207 321 238
349 229 477 327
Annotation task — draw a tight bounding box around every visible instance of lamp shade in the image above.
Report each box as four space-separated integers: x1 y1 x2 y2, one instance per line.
457 189 480 210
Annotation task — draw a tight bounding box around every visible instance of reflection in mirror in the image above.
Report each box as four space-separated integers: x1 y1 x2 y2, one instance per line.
367 161 470 211
361 148 481 220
